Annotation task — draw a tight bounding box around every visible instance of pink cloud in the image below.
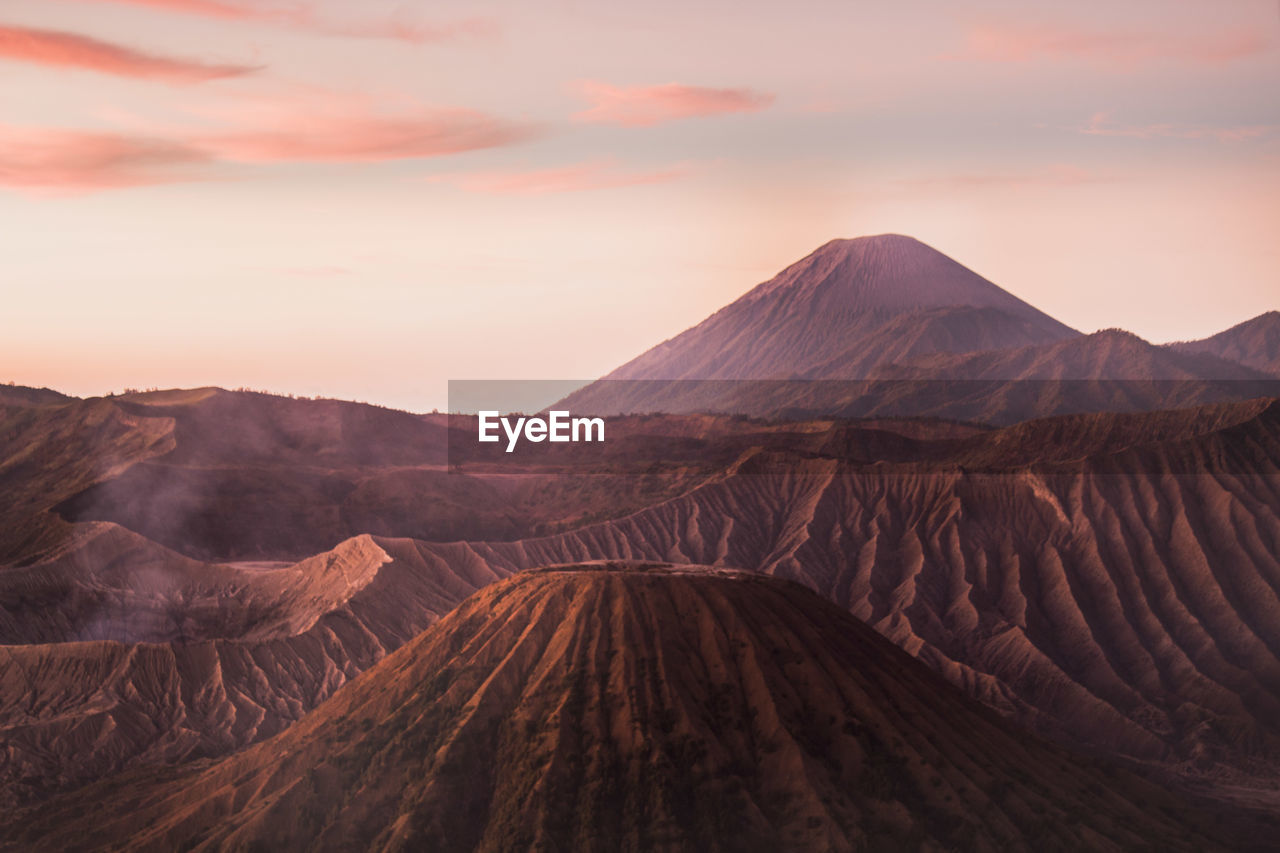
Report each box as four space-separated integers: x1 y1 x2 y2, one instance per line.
438 159 692 195
86 0 259 18
1080 111 1272 142
69 0 498 44
201 110 536 163
0 24 258 81
0 125 209 191
572 81 774 127
950 23 1271 68
0 103 535 192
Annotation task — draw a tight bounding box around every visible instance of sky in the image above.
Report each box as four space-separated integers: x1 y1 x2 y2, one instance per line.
2 0 1277 412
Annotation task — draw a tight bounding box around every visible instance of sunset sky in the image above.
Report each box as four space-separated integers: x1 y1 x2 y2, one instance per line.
2 0 1278 411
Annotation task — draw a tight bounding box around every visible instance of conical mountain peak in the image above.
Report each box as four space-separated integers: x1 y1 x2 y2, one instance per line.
580 236 1078 386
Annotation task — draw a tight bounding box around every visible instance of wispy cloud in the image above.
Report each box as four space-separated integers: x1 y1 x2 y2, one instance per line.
83 0 260 18
572 81 774 127
68 0 498 44
203 110 536 163
437 159 693 195
0 103 536 192
1079 111 1272 142
0 124 209 191
949 23 1271 68
0 24 259 81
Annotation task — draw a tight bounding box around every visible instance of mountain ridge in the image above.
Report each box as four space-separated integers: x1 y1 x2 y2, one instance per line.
6 395 1280 812
1171 311 1280 376
2 567 1244 852
598 235 1080 383
561 237 1278 421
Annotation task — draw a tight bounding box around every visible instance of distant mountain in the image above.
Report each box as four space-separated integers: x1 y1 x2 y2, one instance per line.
800 329 1280 423
882 328 1272 381
596 235 1079 383
35 390 716 561
1171 312 1280 376
0 396 174 564
0 384 74 407
3 567 1237 852
561 239 1279 422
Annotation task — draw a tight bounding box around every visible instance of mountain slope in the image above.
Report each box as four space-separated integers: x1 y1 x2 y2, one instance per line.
2 567 1240 853
585 235 1078 384
805 329 1280 423
562 329 1280 423
9 399 1280 808
48 389 716 560
0 533 505 808
461 399 1280 783
799 304 1073 379
1172 312 1280 376
885 328 1274 381
0 396 176 564
559 236 1280 421
0 385 73 408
